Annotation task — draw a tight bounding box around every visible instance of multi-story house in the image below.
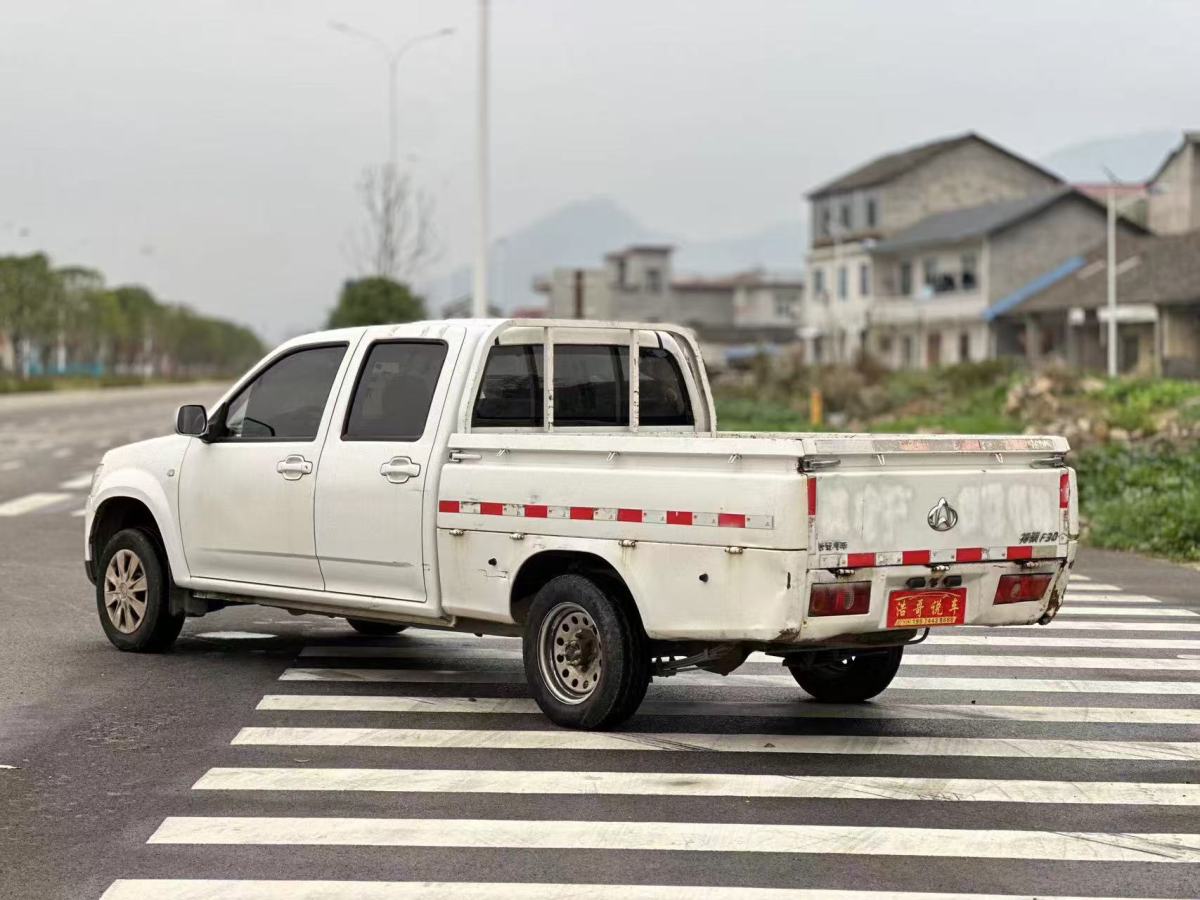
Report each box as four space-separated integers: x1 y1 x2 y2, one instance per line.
867 188 1144 368
535 246 803 359
803 132 1064 364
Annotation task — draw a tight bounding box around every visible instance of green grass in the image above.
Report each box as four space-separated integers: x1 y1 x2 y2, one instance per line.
1074 444 1200 562
1093 378 1200 432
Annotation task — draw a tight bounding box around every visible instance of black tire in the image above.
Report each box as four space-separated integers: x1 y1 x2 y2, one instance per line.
96 527 185 652
346 618 408 636
522 573 649 730
788 646 903 702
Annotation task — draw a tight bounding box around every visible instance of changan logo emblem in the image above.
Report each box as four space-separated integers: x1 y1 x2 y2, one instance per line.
927 497 959 532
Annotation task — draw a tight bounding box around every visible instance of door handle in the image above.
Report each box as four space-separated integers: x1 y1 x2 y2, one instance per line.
380 456 422 484
276 454 313 480
448 450 483 463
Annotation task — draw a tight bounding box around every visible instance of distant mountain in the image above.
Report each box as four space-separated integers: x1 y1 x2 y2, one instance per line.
423 196 806 314
1040 130 1182 184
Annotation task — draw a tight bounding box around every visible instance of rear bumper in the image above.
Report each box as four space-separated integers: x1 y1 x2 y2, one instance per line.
790 540 1076 645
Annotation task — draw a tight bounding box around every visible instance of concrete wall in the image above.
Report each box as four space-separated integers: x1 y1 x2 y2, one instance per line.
1148 141 1199 235
986 196 1111 301
1162 304 1200 378
879 140 1061 236
669 287 735 329
542 268 616 320
733 284 803 327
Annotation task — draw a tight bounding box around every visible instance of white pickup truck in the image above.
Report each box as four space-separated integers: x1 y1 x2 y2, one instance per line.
85 318 1077 729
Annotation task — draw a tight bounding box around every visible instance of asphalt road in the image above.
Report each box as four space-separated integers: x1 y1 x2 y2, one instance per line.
1 384 1199 900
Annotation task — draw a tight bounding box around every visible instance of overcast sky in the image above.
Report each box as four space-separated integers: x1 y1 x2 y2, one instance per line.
4 0 1199 339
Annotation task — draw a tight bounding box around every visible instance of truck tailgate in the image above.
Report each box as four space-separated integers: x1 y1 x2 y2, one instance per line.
804 435 1076 568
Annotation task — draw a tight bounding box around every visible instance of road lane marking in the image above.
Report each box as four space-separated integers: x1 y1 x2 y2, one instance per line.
1065 583 1122 592
1062 594 1163 603
194 767 1200 806
0 460 22 471
231 727 1200 760
51 447 72 459
984 621 1200 632
0 492 73 516
1057 606 1197 617
254 694 1200 724
145 817 1200 862
97 880 1182 900
59 473 93 490
299 645 1200 669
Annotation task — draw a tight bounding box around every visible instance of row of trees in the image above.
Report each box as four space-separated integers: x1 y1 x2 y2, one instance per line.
0 253 263 380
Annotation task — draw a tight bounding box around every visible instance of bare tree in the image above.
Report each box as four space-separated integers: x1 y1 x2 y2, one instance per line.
351 163 439 282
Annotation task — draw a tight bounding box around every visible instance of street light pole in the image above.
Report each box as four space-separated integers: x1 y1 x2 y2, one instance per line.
473 0 491 318
1106 181 1118 377
328 21 455 171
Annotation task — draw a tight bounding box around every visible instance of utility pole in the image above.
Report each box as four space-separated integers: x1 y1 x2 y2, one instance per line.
472 0 491 318
1106 182 1118 377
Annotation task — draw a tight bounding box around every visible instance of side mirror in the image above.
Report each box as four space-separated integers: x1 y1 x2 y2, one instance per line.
176 404 208 437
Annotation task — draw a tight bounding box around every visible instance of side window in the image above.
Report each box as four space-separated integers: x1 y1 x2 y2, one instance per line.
635 347 693 426
344 341 448 441
472 345 544 427
223 344 346 441
471 343 694 429
555 346 624 426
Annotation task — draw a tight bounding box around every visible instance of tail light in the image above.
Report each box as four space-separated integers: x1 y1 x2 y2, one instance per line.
993 573 1053 605
809 581 871 616
1059 471 1070 509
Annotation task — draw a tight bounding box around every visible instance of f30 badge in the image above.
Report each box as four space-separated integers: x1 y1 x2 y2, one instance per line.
927 497 959 532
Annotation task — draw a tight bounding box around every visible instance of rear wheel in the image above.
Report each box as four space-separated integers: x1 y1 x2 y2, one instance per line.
346 618 408 636
96 528 184 652
523 574 649 730
788 646 903 702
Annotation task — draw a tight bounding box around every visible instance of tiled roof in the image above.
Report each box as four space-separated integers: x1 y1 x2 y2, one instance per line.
806 132 1061 199
990 228 1200 317
870 190 1076 254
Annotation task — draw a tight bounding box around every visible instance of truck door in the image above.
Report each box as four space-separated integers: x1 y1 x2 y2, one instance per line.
314 327 462 603
178 341 353 589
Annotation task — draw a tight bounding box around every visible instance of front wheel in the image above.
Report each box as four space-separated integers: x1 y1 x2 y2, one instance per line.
96 528 185 652
788 646 903 702
346 618 408 636
522 574 649 730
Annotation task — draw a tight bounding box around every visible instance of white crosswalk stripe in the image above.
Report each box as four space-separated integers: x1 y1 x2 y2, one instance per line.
255 694 1200 723
298 645 1200 669
101 574 1200 899
194 767 1200 805
146 816 1200 862
0 492 73 516
278 666 1200 693
98 881 1180 900
231 726 1200 760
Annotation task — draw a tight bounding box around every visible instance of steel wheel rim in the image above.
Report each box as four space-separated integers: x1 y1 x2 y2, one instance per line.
104 548 148 634
537 601 602 705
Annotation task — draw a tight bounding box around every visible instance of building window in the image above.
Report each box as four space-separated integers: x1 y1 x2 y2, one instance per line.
866 197 878 229
813 268 826 299
923 258 939 290
859 262 871 296
901 334 914 367
819 205 831 239
961 254 977 291
899 262 912 296
879 334 893 354
839 202 852 230
959 331 971 362
645 267 662 293
773 293 795 318
837 265 848 300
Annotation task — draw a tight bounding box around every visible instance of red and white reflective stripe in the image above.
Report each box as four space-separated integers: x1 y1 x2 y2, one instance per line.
817 544 1063 568
438 500 773 530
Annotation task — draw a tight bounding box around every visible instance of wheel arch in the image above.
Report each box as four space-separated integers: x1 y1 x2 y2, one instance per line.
509 549 645 634
89 485 186 586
